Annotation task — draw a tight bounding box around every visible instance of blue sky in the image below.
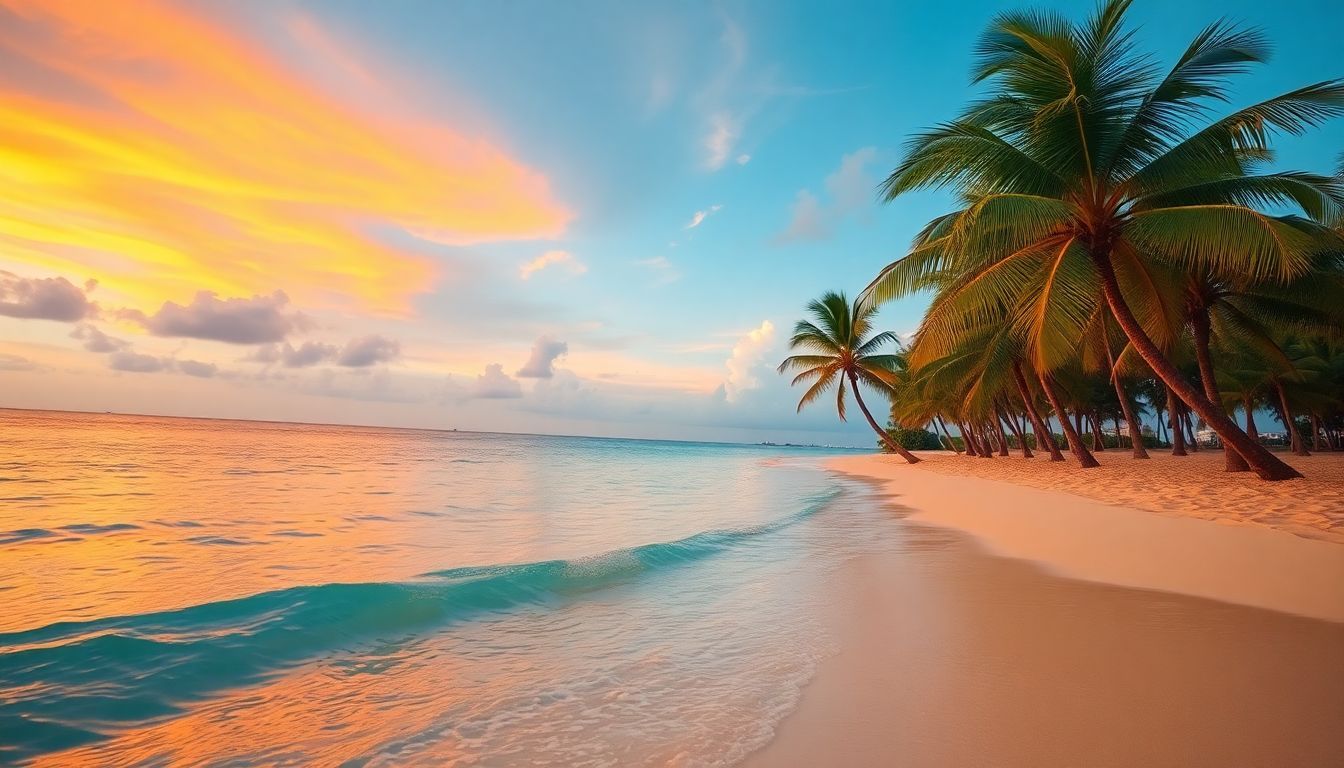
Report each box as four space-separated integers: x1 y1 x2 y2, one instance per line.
0 0 1340 445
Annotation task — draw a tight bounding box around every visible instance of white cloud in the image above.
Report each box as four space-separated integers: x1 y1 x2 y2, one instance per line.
519 250 588 280
70 323 129 353
703 113 739 171
245 335 400 369
337 334 400 367
685 204 722 229
722 320 776 403
0 270 96 322
471 363 523 399
523 369 593 414
775 147 880 243
275 341 337 368
735 154 751 166
130 290 307 344
516 336 568 379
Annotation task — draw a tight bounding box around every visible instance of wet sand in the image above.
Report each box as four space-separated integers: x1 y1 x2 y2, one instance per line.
745 455 1344 767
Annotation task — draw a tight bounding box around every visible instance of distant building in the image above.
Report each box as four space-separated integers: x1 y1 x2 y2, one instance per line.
1195 428 1220 447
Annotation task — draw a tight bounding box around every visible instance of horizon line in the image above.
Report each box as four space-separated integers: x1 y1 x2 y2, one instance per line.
0 406 871 452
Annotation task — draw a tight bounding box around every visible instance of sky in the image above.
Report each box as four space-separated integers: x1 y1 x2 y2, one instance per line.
1 0 1340 446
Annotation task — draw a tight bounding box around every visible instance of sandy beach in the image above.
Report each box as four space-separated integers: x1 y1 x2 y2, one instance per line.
747 451 1344 767
902 450 1344 545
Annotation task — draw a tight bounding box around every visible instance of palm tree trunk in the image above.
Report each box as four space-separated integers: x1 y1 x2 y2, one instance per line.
972 424 994 459
980 424 997 458
935 416 960 454
1090 413 1105 451
1184 411 1199 451
1272 382 1307 456
993 419 1010 456
958 421 980 457
848 370 920 464
1189 308 1249 472
1243 396 1258 441
962 424 980 457
1167 387 1187 456
1103 346 1149 460
1093 252 1299 480
1013 362 1063 461
1000 406 1034 458
1040 373 1100 468
1311 414 1326 452
932 427 954 453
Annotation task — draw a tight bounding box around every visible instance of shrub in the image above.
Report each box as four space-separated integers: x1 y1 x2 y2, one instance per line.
880 427 944 451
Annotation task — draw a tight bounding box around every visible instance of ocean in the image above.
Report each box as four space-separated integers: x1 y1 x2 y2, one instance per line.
0 410 888 766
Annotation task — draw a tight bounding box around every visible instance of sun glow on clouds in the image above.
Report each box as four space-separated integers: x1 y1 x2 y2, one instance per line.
519 250 587 280
0 0 569 314
723 320 775 402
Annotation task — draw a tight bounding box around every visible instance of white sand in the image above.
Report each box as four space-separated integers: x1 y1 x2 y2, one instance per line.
744 454 1344 767
828 453 1344 622
899 450 1344 544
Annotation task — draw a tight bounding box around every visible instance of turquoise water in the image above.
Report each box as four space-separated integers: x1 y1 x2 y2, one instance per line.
0 411 887 766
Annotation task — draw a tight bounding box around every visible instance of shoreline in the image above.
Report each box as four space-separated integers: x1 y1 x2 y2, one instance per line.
826 452 1344 622
745 453 1344 767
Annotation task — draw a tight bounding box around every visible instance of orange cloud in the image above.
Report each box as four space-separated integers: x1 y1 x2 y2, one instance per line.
0 0 569 315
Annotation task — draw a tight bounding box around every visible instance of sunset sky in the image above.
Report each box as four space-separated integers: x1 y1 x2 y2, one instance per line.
2 0 1339 444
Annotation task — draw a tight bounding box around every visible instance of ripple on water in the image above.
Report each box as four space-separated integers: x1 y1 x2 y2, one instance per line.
0 528 57 545
185 536 266 547
59 523 141 535
1 523 141 546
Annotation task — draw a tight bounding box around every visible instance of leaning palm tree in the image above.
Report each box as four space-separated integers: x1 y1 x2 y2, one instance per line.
779 291 921 463
1186 256 1343 467
866 0 1344 480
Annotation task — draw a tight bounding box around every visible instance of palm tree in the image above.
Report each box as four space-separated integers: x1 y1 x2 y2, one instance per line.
779 291 921 463
866 0 1344 480
1187 261 1342 466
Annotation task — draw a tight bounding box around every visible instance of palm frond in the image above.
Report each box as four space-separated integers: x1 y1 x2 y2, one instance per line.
1129 80 1344 194
1126 206 1325 281
1133 172 1344 222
